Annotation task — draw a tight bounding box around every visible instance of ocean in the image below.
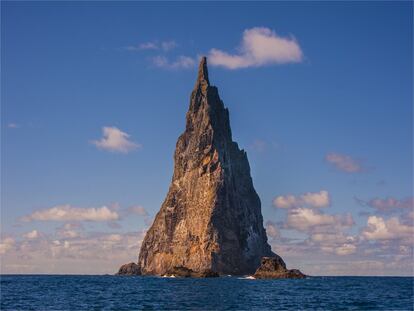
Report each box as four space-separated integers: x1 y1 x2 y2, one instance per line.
1 275 413 310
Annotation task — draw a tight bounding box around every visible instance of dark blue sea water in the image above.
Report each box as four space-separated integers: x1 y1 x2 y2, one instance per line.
1 275 413 310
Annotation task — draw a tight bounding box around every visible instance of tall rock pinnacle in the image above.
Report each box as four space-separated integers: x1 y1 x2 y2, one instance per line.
137 57 276 275
195 56 210 90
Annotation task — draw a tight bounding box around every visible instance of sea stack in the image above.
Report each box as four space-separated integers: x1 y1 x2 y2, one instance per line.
122 57 303 277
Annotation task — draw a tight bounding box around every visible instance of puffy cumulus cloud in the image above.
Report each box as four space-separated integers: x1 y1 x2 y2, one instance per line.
22 205 119 222
287 208 330 231
325 152 364 173
273 195 297 209
127 205 148 216
301 191 331 208
209 27 303 69
273 190 330 209
0 237 15 254
152 55 195 70
92 126 141 153
23 230 40 240
362 216 414 241
124 40 177 52
265 221 279 239
286 208 354 232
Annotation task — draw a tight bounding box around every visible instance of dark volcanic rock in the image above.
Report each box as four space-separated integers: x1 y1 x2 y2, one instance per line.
116 262 141 276
253 257 306 279
164 266 219 278
137 57 275 276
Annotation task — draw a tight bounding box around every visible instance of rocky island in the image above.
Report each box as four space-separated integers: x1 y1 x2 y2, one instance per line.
117 57 305 279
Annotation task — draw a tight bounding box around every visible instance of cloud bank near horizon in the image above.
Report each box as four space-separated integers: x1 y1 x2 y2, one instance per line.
21 205 120 222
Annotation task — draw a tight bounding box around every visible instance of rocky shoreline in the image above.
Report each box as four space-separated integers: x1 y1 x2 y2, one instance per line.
116 256 306 279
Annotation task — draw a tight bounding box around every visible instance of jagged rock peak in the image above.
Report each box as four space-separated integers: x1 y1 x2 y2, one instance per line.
195 56 210 89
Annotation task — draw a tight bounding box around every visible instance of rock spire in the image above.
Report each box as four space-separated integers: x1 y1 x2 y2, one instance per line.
137 57 277 275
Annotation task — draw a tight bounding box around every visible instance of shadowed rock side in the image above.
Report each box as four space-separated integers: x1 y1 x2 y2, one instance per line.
137 57 275 276
253 257 306 279
116 262 141 276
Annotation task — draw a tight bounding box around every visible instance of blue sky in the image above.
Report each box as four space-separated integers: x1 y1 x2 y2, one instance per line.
1 1 413 275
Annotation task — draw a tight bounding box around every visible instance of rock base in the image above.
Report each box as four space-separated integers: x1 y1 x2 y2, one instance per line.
253 257 306 279
164 266 219 278
116 262 141 276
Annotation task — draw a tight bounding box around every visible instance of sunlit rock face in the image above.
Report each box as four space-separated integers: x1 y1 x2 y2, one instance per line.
137 57 275 276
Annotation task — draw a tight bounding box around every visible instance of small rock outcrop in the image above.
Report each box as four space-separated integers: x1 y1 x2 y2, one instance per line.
116 262 141 276
164 266 219 278
253 257 306 279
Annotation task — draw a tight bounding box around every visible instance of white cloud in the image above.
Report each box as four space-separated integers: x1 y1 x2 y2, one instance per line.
0 237 15 254
138 42 158 50
302 191 330 208
310 232 355 244
325 152 364 173
23 230 39 239
273 194 297 209
92 126 140 153
160 41 177 51
287 208 336 230
208 27 303 69
22 205 119 222
127 205 148 216
265 221 279 238
335 244 357 256
152 55 195 70
309 232 358 256
273 190 330 209
286 208 353 232
56 224 83 239
362 216 414 241
124 40 177 52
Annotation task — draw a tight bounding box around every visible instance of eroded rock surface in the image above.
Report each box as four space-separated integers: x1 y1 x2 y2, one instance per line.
137 57 275 276
116 262 141 276
164 266 219 278
253 257 306 279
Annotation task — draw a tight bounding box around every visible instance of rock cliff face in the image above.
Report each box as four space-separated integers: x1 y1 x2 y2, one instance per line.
137 57 275 276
